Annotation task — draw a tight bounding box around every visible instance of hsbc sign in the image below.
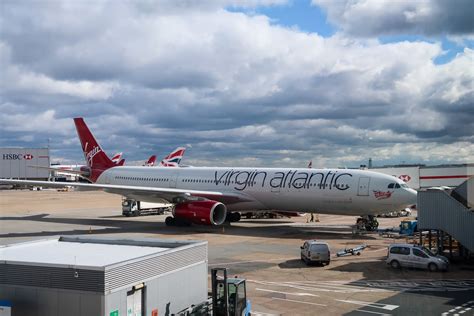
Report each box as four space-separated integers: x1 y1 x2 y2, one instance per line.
2 153 34 160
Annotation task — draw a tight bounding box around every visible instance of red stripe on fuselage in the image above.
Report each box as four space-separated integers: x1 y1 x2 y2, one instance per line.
419 175 471 180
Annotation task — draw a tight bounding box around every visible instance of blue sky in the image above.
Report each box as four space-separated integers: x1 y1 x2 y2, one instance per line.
233 0 473 65
255 0 335 37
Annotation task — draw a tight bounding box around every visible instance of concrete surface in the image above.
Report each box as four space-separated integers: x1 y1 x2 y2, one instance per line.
1 190 473 315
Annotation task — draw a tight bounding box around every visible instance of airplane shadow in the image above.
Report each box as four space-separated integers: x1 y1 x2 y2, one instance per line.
0 213 378 241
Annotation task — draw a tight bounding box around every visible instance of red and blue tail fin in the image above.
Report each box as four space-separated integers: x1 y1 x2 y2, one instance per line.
74 117 115 182
159 147 186 167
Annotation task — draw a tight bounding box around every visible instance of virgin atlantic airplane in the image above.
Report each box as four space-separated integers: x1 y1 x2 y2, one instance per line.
0 118 417 230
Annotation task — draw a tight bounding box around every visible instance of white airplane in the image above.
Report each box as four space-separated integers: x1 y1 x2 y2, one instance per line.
1 118 417 230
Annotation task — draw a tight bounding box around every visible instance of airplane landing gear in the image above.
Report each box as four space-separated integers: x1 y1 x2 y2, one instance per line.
356 215 379 231
165 216 191 226
226 212 241 222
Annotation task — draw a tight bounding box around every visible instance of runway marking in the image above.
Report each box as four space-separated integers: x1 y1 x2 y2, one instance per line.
256 288 319 297
354 309 391 315
249 312 279 316
249 280 388 293
209 257 291 266
335 299 398 311
271 297 327 306
442 300 474 315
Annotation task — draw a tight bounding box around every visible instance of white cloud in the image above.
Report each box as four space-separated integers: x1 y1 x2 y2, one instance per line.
0 1 472 167
313 0 474 37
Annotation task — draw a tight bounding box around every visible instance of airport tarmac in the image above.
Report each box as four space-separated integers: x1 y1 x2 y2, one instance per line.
1 190 473 315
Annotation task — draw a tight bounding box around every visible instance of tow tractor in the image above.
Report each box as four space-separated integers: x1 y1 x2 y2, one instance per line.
356 215 379 231
177 267 250 316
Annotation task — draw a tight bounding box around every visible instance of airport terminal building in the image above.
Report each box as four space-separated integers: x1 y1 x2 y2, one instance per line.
0 148 50 180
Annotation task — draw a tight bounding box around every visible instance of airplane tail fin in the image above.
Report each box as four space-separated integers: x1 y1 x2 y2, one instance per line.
116 158 125 166
73 117 115 182
159 147 186 167
111 152 123 164
144 155 157 166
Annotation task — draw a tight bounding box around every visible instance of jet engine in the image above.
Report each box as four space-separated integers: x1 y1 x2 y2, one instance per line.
172 200 227 226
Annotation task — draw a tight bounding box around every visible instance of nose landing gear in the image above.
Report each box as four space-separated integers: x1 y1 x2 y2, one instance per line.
356 215 379 231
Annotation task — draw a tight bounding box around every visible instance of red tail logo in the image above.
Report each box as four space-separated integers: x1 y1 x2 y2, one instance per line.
74 117 115 182
85 142 102 167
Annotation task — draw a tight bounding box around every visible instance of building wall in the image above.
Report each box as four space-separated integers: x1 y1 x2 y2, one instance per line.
420 165 472 188
0 285 103 316
104 262 208 316
0 148 50 179
369 164 474 189
370 167 420 189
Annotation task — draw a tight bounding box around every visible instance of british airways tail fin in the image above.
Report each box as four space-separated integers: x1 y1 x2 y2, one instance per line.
111 152 123 164
73 117 115 182
159 147 186 167
144 155 157 166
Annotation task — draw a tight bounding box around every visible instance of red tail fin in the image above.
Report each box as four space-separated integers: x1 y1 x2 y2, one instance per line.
74 118 115 182
145 155 157 166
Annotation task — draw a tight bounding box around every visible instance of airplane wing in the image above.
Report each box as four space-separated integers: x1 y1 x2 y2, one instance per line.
0 179 252 205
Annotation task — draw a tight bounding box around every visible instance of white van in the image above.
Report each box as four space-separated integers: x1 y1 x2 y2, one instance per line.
386 244 449 272
300 240 331 266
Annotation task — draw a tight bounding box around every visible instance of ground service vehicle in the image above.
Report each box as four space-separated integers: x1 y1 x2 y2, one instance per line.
211 268 249 316
386 244 449 272
121 198 171 216
177 268 249 316
300 240 331 265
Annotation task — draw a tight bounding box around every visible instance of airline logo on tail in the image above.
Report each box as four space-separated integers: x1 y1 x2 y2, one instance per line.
159 147 186 167
111 152 123 164
74 117 116 182
145 155 157 166
84 142 102 167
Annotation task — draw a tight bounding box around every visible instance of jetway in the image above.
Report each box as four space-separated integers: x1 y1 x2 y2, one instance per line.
417 177 474 255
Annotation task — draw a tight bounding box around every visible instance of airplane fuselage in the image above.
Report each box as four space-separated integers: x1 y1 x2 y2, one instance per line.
98 166 417 216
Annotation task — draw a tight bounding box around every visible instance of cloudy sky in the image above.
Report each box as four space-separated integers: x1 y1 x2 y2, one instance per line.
1 0 473 168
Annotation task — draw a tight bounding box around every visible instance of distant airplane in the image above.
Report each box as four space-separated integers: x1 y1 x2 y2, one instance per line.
159 147 186 167
1 118 417 230
111 152 123 164
144 155 157 166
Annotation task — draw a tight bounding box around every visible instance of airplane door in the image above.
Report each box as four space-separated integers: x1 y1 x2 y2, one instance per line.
169 172 178 188
357 177 370 196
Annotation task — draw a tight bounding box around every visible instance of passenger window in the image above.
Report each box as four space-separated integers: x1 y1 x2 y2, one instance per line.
413 248 428 258
400 247 410 255
388 183 394 189
390 247 400 254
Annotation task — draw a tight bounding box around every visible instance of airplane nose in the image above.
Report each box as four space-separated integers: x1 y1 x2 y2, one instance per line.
407 188 418 205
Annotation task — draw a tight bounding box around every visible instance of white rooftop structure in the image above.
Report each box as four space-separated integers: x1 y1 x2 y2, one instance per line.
0 239 167 269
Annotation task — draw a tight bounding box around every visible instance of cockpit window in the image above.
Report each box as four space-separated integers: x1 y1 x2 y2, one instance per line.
395 183 401 188
388 183 394 188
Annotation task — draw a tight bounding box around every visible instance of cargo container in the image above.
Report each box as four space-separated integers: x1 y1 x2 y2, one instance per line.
0 148 50 180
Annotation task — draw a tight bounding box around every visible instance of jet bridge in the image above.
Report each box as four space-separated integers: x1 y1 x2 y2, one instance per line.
417 177 474 255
